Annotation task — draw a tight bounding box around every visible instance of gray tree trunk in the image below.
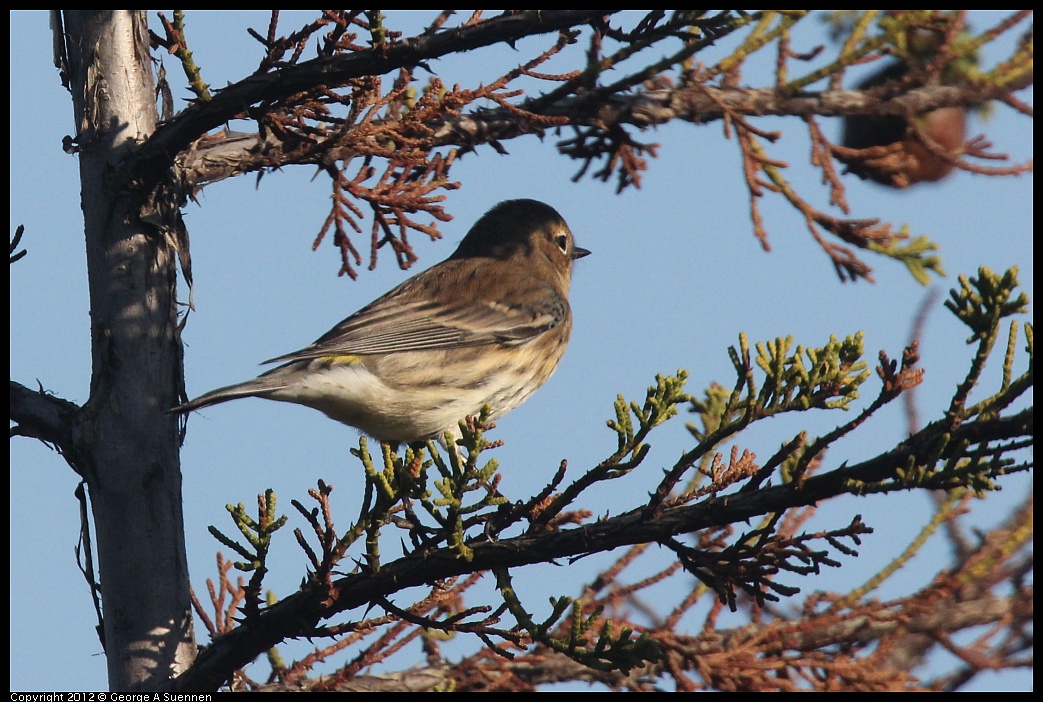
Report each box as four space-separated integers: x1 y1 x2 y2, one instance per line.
58 10 196 690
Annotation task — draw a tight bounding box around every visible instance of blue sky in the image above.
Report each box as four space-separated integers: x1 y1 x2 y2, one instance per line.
10 11 1032 691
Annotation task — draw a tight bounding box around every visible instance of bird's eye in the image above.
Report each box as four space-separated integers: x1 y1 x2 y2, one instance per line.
555 233 569 254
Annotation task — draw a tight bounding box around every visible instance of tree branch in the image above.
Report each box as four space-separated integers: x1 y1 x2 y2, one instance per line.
173 406 1030 691
175 78 1033 191
9 380 83 465
126 10 616 190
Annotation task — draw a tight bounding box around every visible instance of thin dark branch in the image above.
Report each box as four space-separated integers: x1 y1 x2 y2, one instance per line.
10 224 28 263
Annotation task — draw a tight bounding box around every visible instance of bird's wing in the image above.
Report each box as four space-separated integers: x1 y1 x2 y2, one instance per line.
263 287 567 364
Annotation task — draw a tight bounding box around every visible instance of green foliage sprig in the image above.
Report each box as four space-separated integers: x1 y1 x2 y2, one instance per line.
207 489 288 615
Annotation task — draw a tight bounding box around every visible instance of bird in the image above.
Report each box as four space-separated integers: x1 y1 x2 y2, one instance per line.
840 59 967 188
839 22 970 188
171 199 590 443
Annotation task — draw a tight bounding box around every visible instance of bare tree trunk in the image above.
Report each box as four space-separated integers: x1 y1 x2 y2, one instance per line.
58 10 196 690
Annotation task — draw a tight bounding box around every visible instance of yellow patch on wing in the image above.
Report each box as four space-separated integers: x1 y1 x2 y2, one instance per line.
317 354 364 366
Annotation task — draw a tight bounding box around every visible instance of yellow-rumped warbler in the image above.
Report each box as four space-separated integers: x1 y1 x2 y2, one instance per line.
172 199 589 442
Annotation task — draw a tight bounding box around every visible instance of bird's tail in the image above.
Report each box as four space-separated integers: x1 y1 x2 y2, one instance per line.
169 373 290 416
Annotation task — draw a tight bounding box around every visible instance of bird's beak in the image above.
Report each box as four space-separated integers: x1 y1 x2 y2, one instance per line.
571 246 591 260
